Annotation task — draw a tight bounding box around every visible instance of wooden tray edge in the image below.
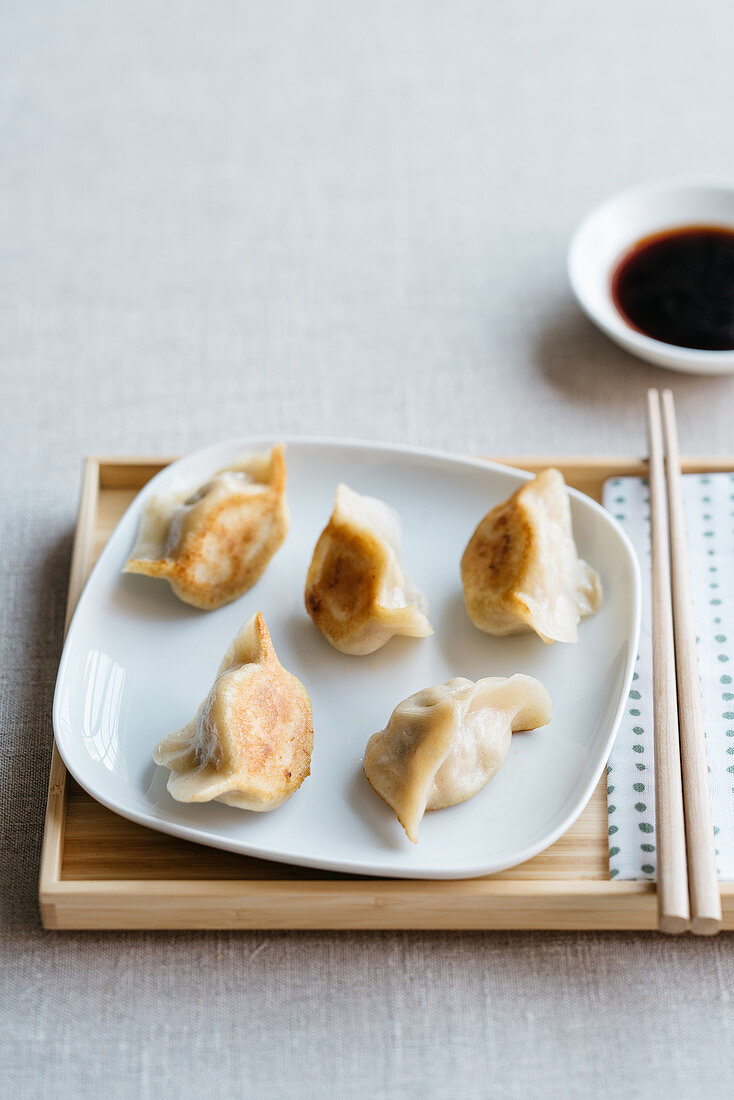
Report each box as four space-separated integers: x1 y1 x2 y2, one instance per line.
39 457 99 927
38 879 656 931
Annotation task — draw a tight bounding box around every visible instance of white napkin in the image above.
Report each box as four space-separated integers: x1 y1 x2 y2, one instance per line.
602 473 734 881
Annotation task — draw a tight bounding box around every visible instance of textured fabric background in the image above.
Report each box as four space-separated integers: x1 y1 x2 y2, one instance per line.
3 2 734 1097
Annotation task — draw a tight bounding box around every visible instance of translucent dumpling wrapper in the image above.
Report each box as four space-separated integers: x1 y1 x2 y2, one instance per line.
124 444 289 610
304 483 433 655
460 468 602 644
364 674 552 842
153 612 313 810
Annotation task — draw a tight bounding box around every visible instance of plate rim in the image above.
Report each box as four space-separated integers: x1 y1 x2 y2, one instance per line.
52 436 642 879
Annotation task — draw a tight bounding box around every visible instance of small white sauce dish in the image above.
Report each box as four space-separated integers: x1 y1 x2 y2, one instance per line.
568 176 734 374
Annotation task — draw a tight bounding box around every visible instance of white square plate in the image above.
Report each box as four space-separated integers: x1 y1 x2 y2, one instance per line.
53 439 640 879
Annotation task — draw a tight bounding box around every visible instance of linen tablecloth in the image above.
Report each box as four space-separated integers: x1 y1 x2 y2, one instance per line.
3 2 734 1097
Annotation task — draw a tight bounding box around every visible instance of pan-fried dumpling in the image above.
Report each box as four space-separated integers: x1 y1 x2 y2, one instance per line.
304 483 432 655
124 444 289 610
364 674 552 842
461 468 602 644
153 612 313 810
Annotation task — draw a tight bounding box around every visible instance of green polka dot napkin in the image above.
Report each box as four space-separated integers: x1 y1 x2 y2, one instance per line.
602 473 734 881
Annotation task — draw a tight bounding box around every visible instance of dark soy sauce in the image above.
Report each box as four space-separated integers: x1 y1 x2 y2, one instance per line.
612 225 734 350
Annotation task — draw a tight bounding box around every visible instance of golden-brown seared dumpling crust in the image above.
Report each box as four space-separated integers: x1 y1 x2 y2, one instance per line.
364 674 552 842
124 444 289 610
153 612 313 811
460 468 602 644
304 484 433 655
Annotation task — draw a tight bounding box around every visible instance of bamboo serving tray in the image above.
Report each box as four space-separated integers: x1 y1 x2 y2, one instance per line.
39 455 734 931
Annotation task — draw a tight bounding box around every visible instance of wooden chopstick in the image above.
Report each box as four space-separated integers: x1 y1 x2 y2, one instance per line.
647 389 690 933
661 389 722 935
